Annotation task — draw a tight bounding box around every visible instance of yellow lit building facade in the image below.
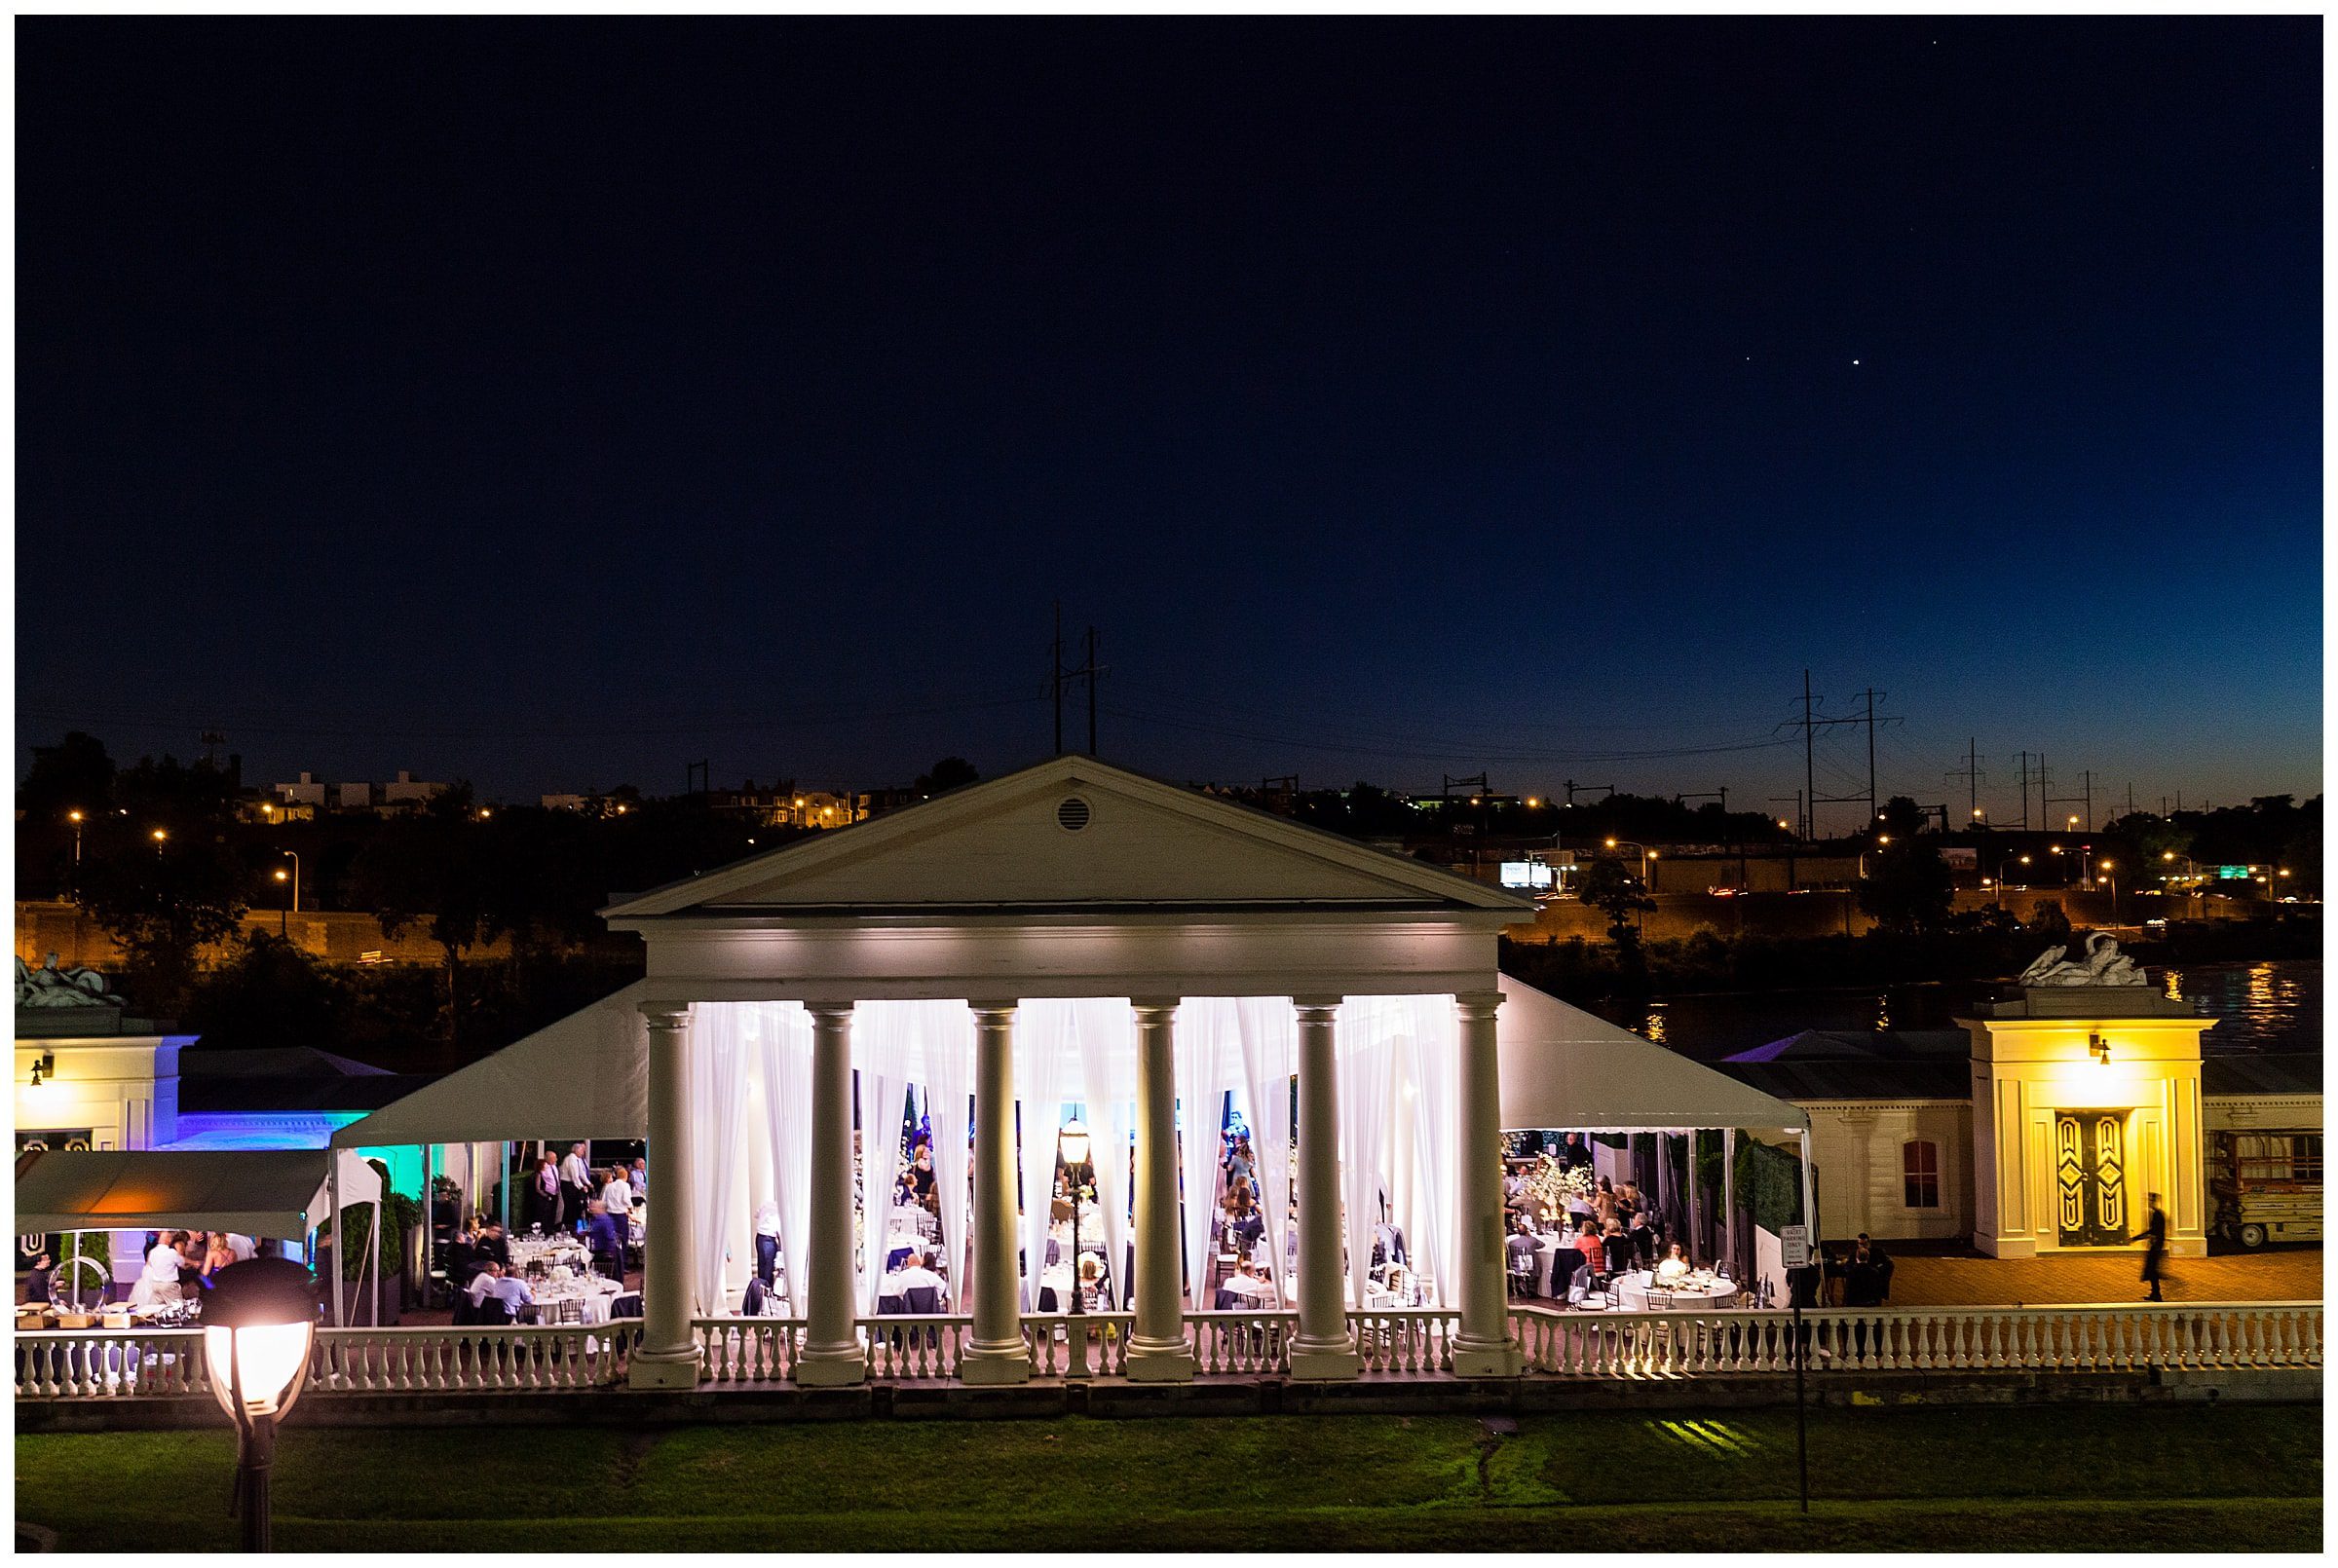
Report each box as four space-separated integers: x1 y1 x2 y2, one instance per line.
1963 989 2216 1259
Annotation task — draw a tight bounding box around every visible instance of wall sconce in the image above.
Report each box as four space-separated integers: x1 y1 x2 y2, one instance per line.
25 1050 56 1090
2089 1032 2111 1065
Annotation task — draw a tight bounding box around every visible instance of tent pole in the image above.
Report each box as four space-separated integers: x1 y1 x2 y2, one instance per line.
370 1192 383 1326
1687 1132 1704 1265
1722 1129 1738 1278
1797 1129 1817 1237
422 1142 434 1307
499 1140 512 1231
328 1152 346 1326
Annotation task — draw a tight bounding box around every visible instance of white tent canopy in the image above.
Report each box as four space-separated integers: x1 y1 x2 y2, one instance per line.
14 1147 382 1239
1496 974 1808 1134
330 982 651 1148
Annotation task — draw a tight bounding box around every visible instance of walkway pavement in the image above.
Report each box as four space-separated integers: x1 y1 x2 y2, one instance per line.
1880 1249 2321 1308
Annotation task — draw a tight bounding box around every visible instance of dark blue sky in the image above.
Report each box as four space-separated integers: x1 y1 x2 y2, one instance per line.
18 19 2321 828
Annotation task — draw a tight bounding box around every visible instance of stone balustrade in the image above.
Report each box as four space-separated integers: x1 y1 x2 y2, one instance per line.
15 1301 2319 1401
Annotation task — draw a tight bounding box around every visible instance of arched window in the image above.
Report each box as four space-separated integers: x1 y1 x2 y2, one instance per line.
1902 1139 1942 1210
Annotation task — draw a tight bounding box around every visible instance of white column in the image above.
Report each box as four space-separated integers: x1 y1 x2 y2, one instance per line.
796 1002 866 1386
1128 999 1195 1381
1452 989 1522 1377
1290 997 1360 1380
327 1153 345 1326
629 1003 700 1389
962 1001 1031 1384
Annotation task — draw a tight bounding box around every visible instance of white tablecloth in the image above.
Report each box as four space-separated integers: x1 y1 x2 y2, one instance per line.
532 1277 623 1325
1612 1271 1739 1311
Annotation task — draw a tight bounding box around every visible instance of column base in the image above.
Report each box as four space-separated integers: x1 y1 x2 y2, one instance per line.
1125 1334 1196 1383
960 1340 1033 1385
1452 1338 1523 1379
794 1341 868 1387
626 1346 702 1391
1977 1233 2037 1259
1289 1337 1362 1381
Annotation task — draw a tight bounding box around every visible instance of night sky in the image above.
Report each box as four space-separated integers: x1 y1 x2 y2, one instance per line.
18 19 2322 828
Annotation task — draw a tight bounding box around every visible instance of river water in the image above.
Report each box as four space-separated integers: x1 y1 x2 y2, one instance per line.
1581 959 2321 1064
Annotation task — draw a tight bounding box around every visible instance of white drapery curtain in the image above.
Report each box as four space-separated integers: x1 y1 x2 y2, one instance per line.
1173 1000 1238 1308
1234 997 1297 1300
1335 1000 1397 1308
751 1005 815 1316
850 1004 919 1315
1324 994 1458 1308
686 1004 752 1315
1075 1010 1136 1308
1014 1001 1077 1309
916 1007 975 1295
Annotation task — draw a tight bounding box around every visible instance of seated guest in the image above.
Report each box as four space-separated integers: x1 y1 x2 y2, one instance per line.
476 1219 511 1270
890 1250 948 1312
1505 1217 1538 1292
465 1260 535 1325
906 1146 937 1205
201 1233 237 1289
740 1275 771 1318
583 1200 626 1283
21 1251 54 1306
1600 1218 1633 1282
1627 1210 1656 1267
1655 1242 1692 1284
1571 1219 1605 1277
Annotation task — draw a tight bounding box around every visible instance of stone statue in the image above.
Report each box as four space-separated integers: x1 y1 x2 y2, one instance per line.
14 952 124 1008
2017 933 2145 989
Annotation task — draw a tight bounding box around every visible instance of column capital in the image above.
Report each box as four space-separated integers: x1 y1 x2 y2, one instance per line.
1292 995 1343 1023
1454 989 1504 1020
1130 997 1182 1023
969 1000 1019 1023
804 1000 857 1023
639 1002 693 1030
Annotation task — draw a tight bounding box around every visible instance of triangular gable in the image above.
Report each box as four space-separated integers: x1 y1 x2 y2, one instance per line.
605 756 1530 918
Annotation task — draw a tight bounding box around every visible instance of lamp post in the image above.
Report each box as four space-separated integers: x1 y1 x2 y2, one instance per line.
273 852 301 937
152 827 169 858
203 1257 318 1552
2099 860 2117 920
66 809 83 865
1058 1119 1091 1322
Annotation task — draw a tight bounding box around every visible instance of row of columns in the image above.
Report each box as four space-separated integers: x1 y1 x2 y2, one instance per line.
630 991 1520 1390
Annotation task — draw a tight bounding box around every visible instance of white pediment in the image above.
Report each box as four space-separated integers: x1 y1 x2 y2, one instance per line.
604 756 1529 918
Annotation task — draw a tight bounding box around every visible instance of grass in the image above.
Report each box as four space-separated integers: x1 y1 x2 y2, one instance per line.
17 1404 2323 1552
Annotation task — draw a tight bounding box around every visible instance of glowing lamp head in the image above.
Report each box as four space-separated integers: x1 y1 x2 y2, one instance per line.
273 869 288 882
1877 835 1891 846
66 809 83 824
1604 838 1617 848
151 829 168 843
203 1257 317 1426
1646 850 1658 860
1058 1118 1091 1170
2163 852 2175 862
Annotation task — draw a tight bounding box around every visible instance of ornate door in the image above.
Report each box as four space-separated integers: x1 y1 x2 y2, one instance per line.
2055 1112 2128 1247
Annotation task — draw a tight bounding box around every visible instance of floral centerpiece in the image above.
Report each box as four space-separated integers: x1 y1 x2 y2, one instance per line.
1522 1152 1595 1213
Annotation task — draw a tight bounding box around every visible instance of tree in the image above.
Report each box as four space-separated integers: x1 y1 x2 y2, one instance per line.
344 785 501 1046
1578 855 1655 945
913 757 979 796
67 824 250 1012
1857 838 1955 935
19 731 116 819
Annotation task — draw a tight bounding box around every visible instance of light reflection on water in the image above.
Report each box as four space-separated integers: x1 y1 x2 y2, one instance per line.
1583 960 2320 1062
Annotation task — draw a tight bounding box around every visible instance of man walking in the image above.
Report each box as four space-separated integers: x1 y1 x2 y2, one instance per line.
2136 1192 2168 1301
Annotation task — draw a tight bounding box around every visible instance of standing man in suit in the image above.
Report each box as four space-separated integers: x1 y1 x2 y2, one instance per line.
2136 1192 2168 1301
560 1143 593 1233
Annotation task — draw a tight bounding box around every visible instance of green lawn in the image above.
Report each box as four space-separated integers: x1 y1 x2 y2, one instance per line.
17 1405 2322 1551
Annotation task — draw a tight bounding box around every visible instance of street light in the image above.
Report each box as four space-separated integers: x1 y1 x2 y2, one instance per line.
66 809 84 864
1057 1120 1092 1323
1604 838 1654 883
204 1256 318 1552
151 828 169 857
273 851 301 936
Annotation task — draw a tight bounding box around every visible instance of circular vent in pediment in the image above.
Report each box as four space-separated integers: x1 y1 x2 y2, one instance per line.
1056 796 1093 833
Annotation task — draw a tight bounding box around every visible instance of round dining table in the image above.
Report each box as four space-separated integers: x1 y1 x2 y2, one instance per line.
1611 1270 1740 1311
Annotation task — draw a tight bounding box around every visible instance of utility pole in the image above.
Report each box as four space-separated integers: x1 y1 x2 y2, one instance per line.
1564 779 1613 805
1947 739 1984 825
1050 604 1065 757
1083 625 1099 755
1802 671 1816 840
2012 753 2035 832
